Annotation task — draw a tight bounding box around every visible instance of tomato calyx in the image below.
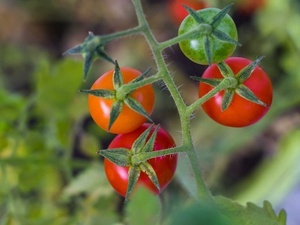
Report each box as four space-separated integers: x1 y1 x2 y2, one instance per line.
81 61 153 131
192 56 269 111
182 4 241 65
63 32 114 80
98 124 161 201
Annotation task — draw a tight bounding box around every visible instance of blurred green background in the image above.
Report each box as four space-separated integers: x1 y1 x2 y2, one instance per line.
0 0 300 224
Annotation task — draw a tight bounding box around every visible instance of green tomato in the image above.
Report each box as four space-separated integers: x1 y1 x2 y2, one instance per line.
178 7 238 65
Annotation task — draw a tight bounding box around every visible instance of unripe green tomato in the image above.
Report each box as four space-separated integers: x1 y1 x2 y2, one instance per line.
178 8 238 65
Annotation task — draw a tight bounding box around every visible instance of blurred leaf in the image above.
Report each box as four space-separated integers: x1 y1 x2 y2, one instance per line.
215 196 286 225
35 58 83 117
62 162 112 198
125 187 161 225
232 129 300 205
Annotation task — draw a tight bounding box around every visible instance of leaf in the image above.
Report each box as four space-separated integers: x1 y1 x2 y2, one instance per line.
211 4 234 28
221 89 235 111
214 196 286 225
182 4 205 24
125 187 161 225
236 84 269 107
113 61 124 89
79 89 115 99
191 76 222 87
143 125 159 153
217 61 235 78
204 35 212 66
236 56 265 82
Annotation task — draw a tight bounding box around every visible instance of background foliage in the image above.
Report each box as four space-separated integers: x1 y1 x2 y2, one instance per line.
0 0 300 224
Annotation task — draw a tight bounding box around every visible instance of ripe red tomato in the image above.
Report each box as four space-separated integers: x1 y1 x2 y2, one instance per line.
168 0 208 25
104 123 178 197
88 68 155 134
198 57 273 127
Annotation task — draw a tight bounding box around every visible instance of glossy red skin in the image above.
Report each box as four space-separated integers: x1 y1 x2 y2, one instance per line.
104 123 178 197
168 0 208 25
199 57 273 127
88 68 155 134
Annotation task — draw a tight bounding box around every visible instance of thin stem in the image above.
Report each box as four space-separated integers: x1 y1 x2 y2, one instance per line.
100 25 145 43
187 76 238 115
158 24 212 50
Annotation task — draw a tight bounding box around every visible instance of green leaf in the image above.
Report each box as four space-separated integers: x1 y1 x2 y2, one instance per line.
126 166 141 202
131 124 154 155
125 187 161 225
79 89 115 99
143 125 159 153
182 4 205 24
221 89 235 111
211 4 234 28
113 61 124 89
97 148 131 167
236 56 265 82
217 62 235 78
124 96 152 121
236 84 269 107
139 162 160 191
214 196 286 225
108 100 123 131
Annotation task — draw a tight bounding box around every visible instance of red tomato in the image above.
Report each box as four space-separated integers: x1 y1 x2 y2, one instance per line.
199 57 273 127
168 0 208 25
88 68 155 134
104 123 178 197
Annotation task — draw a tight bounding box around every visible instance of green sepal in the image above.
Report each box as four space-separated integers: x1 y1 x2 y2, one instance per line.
236 56 265 83
143 125 159 153
139 162 160 191
79 89 115 99
211 3 234 28
217 62 235 78
108 100 124 131
113 61 124 90
212 29 241 46
277 210 287 225
131 67 152 84
131 124 154 155
204 35 212 66
191 76 222 87
124 97 152 122
221 89 235 111
236 84 269 107
97 148 131 167
182 4 205 24
125 166 141 202
63 32 114 80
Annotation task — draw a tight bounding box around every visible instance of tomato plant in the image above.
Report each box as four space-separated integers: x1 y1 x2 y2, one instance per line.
88 67 155 134
104 123 178 197
198 57 273 127
178 6 239 65
168 0 208 25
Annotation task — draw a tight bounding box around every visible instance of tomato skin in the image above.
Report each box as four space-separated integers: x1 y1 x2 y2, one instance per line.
199 57 273 127
168 0 208 25
104 123 178 197
178 8 238 65
88 68 155 134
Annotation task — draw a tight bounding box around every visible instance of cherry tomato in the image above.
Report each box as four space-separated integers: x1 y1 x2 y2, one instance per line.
168 0 208 25
88 68 155 134
178 8 238 65
104 123 178 197
199 57 273 127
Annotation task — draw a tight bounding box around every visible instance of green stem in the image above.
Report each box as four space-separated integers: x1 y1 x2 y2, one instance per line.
100 25 145 43
158 24 212 50
187 76 238 115
131 0 213 202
